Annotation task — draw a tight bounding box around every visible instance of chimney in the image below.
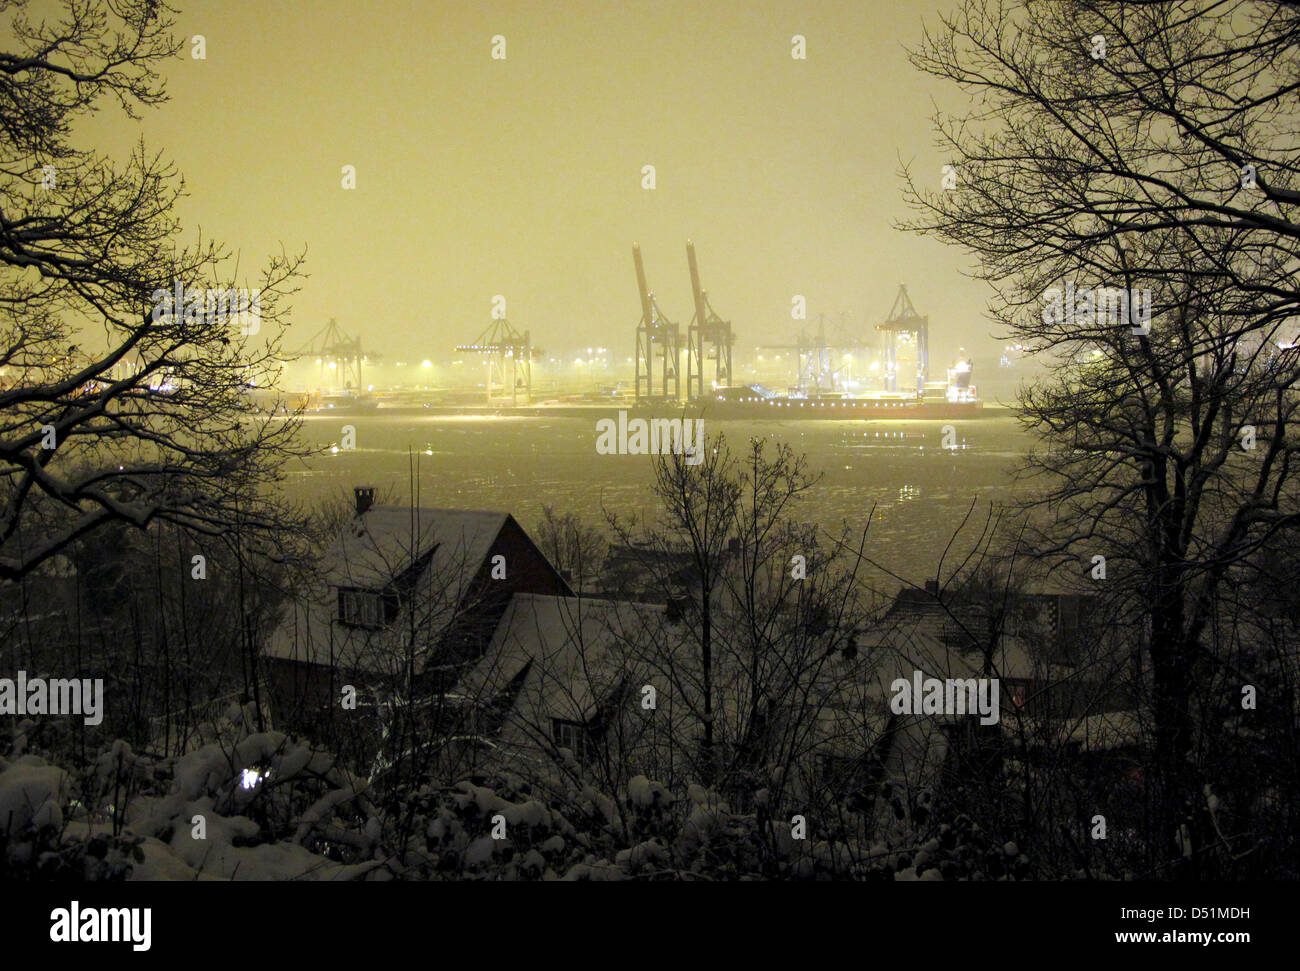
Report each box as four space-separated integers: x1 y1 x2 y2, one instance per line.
924 578 939 596
354 486 376 516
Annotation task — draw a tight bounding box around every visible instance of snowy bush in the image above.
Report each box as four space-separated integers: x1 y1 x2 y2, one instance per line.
3 707 1039 880
3 704 386 880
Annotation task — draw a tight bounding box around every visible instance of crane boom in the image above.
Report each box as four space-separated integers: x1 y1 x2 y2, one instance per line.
632 244 654 324
686 239 709 327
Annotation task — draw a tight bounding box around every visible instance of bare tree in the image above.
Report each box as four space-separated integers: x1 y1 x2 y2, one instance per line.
0 0 310 581
604 435 878 817
901 0 1300 872
533 505 607 592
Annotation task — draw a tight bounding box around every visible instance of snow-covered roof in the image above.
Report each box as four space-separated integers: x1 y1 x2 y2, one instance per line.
464 594 903 770
864 621 1042 692
264 505 513 673
460 593 669 732
1019 709 1144 752
324 506 507 589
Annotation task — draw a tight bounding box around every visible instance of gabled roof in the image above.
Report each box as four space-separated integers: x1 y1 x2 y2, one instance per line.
264 506 515 673
866 588 1085 687
460 593 668 732
462 593 898 769
324 506 507 590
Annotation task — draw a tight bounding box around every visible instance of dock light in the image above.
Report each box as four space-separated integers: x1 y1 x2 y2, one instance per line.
421 360 432 369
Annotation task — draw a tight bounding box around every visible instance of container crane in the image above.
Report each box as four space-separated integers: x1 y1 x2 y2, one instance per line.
876 284 929 394
632 244 681 403
685 240 735 398
456 317 536 405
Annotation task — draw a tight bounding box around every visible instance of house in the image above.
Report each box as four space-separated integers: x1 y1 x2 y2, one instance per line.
451 589 894 811
855 580 1142 836
450 593 673 778
262 488 572 757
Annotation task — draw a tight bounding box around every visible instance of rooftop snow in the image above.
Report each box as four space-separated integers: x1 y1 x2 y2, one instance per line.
264 505 511 672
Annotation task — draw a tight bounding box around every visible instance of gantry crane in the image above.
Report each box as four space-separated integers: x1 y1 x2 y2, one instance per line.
456 317 535 405
755 314 838 394
298 318 373 390
632 244 681 403
876 284 929 394
685 240 735 398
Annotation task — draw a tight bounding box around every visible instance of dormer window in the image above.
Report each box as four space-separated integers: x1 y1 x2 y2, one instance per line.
552 718 590 762
338 587 395 629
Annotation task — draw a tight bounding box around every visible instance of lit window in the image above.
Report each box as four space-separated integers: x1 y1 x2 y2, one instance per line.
339 588 386 628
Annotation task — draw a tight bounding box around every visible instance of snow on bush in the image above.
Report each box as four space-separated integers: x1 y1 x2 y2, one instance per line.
4 708 1039 881
3 704 384 880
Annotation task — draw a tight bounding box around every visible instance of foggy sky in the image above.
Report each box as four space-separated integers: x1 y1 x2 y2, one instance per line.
75 0 995 365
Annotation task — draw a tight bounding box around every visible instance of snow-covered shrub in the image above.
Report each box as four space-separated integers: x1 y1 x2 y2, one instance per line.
3 704 386 880
0 749 144 881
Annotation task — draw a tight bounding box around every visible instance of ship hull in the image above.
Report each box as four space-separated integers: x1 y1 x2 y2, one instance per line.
684 398 986 420
298 396 994 421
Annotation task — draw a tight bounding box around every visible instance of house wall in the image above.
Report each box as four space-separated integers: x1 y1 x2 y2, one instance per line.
266 513 574 760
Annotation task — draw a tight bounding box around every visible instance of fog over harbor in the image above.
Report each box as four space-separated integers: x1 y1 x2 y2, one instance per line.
288 412 1033 588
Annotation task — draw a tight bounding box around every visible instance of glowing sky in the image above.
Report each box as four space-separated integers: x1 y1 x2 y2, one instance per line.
73 0 993 365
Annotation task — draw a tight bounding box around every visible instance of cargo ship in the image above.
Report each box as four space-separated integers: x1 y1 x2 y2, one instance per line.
684 356 984 420
291 365 988 421
688 386 983 420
